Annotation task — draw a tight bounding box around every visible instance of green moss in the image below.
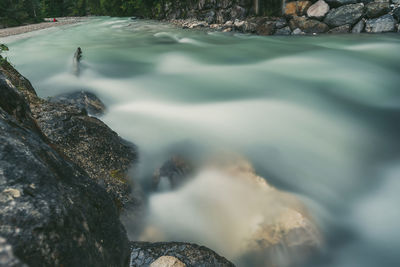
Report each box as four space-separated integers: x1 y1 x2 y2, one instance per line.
110 170 128 183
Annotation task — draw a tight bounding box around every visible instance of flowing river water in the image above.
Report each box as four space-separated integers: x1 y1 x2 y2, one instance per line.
2 17 400 267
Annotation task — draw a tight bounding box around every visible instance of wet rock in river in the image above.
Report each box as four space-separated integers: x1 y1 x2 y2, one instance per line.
324 3 365 27
153 156 193 191
130 242 235 267
48 90 106 116
365 14 396 32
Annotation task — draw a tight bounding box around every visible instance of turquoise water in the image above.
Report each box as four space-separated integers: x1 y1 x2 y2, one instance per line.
2 17 400 267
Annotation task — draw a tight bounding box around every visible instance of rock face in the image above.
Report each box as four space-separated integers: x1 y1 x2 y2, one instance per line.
0 60 138 211
130 242 235 267
365 2 390 18
307 0 330 19
324 3 365 27
150 256 186 267
365 14 396 32
48 91 106 116
290 16 330 33
0 61 130 266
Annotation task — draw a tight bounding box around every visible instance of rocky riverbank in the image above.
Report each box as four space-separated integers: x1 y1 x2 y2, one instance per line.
0 57 236 266
165 0 400 35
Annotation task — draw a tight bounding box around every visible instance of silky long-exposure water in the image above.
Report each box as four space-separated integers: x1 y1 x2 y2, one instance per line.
2 17 400 267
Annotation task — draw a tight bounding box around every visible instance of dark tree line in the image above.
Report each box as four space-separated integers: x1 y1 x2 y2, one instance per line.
0 0 160 27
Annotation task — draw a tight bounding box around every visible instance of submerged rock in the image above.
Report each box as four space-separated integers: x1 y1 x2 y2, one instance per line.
0 65 130 266
153 156 193 191
130 242 235 267
324 3 365 27
307 0 330 19
365 14 396 32
48 90 106 116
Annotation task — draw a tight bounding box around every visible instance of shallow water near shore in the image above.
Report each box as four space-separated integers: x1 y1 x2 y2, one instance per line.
2 17 400 266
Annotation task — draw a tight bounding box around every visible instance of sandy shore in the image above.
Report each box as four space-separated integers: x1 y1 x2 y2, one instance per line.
0 17 88 38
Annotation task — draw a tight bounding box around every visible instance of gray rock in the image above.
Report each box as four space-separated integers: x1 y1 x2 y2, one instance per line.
324 3 365 27
290 16 330 33
352 19 366 32
275 26 292 35
392 0 400 4
307 0 330 19
275 18 288 29
365 14 396 32
325 0 358 7
328 24 351 33
0 64 130 267
48 91 106 116
292 28 305 34
130 242 235 267
365 2 390 18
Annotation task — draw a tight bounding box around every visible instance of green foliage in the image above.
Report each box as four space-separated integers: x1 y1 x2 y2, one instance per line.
0 0 165 27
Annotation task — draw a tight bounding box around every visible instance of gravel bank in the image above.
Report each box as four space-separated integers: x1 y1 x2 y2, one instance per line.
0 17 88 38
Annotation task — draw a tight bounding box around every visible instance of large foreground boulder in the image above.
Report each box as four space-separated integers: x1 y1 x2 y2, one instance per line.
0 60 138 211
0 63 130 266
130 242 235 267
324 3 365 27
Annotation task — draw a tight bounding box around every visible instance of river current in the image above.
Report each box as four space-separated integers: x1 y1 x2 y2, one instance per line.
2 17 400 267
